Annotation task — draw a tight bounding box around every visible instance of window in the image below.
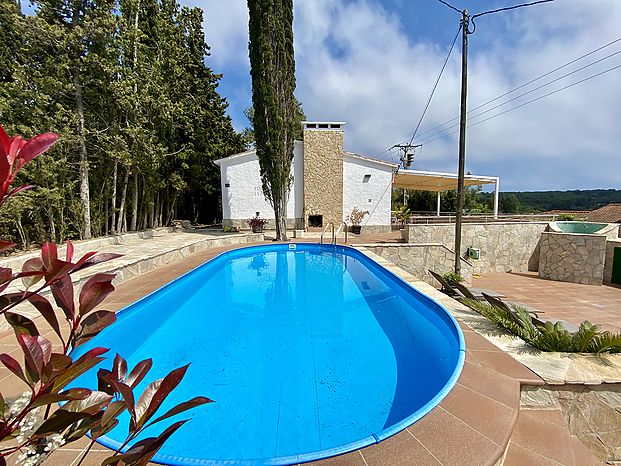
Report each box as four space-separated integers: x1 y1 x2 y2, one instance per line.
363 174 371 183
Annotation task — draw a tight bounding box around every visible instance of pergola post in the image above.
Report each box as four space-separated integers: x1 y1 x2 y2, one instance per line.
436 191 441 216
493 177 500 219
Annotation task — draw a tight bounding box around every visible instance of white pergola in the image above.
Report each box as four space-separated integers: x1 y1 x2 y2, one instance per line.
392 169 500 218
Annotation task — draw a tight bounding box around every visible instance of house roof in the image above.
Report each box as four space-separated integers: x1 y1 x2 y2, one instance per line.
586 203 621 223
344 151 399 169
393 169 498 192
214 141 304 165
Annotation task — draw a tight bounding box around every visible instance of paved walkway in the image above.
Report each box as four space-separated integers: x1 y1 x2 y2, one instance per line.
473 271 621 333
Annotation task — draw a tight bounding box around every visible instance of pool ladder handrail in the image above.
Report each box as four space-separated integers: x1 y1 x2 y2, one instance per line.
334 222 348 245
320 222 335 245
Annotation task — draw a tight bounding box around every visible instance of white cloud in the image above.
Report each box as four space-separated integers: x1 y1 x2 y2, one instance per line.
187 0 621 190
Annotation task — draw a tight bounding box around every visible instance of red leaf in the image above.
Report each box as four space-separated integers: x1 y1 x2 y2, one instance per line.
102 420 187 466
29 389 91 409
16 133 58 165
5 312 39 337
0 267 12 284
7 136 24 165
104 375 136 424
65 240 74 263
134 364 190 431
145 396 213 429
0 125 10 157
74 252 123 271
79 273 115 316
63 390 112 415
5 185 35 198
49 347 108 393
74 310 116 347
41 242 58 271
21 257 45 288
17 334 52 383
101 400 126 429
0 241 15 253
34 409 90 436
125 359 152 389
113 353 127 381
0 292 24 311
0 353 29 386
26 294 62 340
50 274 75 320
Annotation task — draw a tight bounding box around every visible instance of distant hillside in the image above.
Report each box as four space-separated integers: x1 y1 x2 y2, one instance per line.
479 189 621 213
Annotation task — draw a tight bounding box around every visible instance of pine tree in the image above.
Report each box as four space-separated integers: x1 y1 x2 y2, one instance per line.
247 0 297 241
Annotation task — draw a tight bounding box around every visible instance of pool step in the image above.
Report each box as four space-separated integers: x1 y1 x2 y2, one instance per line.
501 408 602 466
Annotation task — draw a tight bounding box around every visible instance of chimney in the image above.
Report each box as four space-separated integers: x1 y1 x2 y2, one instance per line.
302 122 345 228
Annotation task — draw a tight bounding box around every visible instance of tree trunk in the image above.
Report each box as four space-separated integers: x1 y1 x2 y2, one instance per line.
111 159 117 234
116 168 129 233
274 189 288 241
47 200 56 242
75 72 92 239
104 196 109 236
130 172 138 231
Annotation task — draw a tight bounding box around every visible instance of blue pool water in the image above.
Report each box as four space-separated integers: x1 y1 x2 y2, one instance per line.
71 244 464 465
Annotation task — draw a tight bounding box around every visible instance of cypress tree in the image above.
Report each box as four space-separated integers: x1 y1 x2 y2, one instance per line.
247 0 297 241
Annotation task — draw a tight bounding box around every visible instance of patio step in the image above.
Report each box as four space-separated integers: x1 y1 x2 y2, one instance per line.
502 408 602 465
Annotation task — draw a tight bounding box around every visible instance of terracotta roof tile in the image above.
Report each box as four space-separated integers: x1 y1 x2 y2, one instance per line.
586 203 621 223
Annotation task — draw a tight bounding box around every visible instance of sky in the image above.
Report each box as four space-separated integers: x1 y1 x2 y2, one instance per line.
182 0 621 191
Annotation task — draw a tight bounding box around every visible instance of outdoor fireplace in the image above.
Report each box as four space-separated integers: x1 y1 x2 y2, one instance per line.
308 215 323 227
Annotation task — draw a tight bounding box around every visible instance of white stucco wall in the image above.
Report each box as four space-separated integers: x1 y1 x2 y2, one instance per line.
217 142 303 223
343 155 393 227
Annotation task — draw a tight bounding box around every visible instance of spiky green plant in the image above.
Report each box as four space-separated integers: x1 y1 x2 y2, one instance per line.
463 299 621 354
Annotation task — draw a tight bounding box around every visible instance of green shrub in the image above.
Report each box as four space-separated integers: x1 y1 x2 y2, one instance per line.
443 271 464 284
463 299 621 354
557 213 577 221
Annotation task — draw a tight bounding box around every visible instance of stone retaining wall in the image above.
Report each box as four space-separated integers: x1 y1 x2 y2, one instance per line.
403 222 548 274
539 232 606 285
360 243 474 285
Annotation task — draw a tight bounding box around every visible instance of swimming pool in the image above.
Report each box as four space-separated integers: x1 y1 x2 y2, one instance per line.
72 243 465 465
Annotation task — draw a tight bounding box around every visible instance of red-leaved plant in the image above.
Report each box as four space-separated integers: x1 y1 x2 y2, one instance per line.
0 126 212 466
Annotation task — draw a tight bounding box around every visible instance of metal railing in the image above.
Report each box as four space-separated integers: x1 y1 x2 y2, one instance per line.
335 222 348 244
320 222 335 245
392 213 563 225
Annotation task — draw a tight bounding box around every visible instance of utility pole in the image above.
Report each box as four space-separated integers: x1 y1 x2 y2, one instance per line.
437 0 554 275
392 143 421 169
392 143 421 207
454 9 469 275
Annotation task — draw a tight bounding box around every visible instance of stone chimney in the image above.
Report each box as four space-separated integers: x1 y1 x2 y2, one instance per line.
302 122 345 228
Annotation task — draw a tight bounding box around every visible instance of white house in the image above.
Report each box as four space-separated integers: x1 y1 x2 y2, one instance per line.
214 121 500 232
215 122 397 232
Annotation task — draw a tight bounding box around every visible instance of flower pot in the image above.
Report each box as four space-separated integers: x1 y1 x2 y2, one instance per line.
252 225 263 233
350 225 362 234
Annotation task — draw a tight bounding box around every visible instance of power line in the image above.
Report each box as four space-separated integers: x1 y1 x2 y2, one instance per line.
436 0 461 14
421 62 621 145
406 24 461 147
413 36 621 142
471 0 554 19
415 48 621 143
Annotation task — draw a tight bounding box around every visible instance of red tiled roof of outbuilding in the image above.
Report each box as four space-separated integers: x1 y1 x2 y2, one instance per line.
586 203 621 223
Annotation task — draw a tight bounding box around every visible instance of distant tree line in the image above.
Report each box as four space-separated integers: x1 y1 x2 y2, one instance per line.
393 188 621 214
0 0 244 248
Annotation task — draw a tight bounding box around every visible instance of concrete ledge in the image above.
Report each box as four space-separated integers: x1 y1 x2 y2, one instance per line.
1 232 263 332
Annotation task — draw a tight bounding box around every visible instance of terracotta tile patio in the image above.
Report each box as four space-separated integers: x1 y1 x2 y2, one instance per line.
473 271 621 333
0 239 603 465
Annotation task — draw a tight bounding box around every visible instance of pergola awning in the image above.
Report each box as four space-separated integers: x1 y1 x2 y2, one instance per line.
393 169 498 192
392 169 500 217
